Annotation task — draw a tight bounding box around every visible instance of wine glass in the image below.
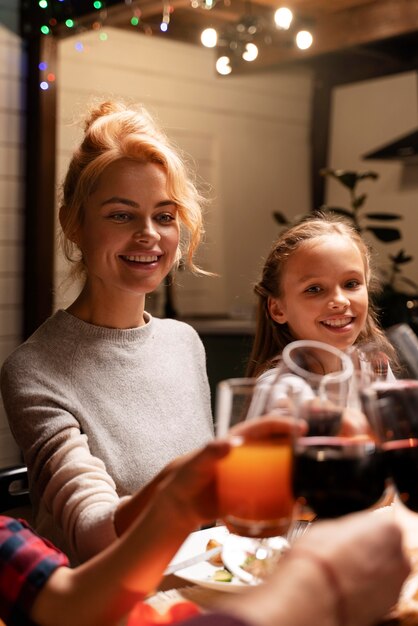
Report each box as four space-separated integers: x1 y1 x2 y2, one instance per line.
215 377 297 582
347 341 392 409
287 340 387 520
362 380 418 513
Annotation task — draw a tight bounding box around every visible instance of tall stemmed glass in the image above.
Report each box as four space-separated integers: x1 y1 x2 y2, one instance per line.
215 377 297 582
287 340 387 519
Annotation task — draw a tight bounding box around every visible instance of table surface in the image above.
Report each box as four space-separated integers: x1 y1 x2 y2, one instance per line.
149 503 418 626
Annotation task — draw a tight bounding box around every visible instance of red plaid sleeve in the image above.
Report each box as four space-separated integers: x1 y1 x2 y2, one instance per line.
0 516 69 625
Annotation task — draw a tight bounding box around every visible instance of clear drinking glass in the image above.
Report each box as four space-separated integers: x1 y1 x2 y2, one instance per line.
215 377 297 540
362 379 418 513
287 340 387 519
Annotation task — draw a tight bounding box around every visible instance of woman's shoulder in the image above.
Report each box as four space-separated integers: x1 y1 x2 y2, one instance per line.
1 311 76 375
152 316 201 339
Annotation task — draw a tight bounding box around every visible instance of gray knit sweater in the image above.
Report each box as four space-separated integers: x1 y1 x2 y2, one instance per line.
1 310 213 562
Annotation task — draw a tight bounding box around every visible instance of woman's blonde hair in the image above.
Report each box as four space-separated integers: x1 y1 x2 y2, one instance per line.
59 100 206 278
246 212 397 377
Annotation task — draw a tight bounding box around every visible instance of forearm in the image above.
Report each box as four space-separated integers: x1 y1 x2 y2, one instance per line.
113 468 169 536
31 490 197 626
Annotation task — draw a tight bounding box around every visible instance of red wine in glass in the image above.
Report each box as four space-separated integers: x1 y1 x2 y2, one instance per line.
293 436 386 518
362 381 418 513
383 440 418 512
300 403 342 437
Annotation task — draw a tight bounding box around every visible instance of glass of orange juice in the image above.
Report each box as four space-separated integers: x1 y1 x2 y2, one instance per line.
215 377 298 539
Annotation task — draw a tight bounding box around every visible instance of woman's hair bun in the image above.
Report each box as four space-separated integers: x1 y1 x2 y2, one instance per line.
83 100 127 132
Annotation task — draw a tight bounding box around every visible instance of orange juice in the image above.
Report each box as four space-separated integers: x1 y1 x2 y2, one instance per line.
217 436 294 537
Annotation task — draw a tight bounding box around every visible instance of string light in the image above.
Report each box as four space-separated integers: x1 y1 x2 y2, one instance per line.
216 56 231 75
242 42 258 61
274 7 293 30
32 0 314 78
201 27 217 48
160 3 170 33
296 29 313 49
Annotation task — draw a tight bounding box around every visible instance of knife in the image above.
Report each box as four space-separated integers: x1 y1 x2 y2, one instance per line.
164 545 222 575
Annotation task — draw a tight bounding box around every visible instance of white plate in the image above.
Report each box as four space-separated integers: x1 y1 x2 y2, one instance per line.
222 534 289 585
167 526 248 592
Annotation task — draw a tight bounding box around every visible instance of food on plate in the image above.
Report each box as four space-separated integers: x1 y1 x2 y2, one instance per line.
205 538 224 566
213 569 233 583
206 537 235 583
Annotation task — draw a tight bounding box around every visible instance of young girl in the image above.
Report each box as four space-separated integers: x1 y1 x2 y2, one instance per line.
246 212 397 382
1 100 214 563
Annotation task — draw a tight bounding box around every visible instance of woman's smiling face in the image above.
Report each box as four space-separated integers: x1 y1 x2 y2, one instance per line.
74 158 180 302
268 234 369 351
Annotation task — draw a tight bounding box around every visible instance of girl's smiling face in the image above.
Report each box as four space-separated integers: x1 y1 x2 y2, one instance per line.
268 234 369 352
74 159 180 304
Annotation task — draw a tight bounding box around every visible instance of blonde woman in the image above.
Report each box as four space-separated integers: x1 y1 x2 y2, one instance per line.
1 101 214 563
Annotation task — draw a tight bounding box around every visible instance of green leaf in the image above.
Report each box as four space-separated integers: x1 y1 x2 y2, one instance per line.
320 169 378 190
272 211 289 225
320 169 356 189
365 227 402 242
390 250 413 264
357 171 379 182
352 193 367 209
364 213 402 221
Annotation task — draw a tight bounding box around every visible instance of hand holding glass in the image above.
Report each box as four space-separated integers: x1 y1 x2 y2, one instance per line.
215 377 296 539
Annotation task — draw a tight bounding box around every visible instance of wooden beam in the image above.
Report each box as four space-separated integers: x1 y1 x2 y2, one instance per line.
22 33 58 338
310 71 332 212
228 0 418 72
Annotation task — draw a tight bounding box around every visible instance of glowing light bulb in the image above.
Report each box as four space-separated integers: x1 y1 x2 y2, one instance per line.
39 0 48 8
160 22 168 31
40 81 49 90
40 25 50 35
242 42 258 61
274 7 293 30
65 19 74 28
201 28 217 48
131 16 139 26
216 56 232 75
296 30 313 50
